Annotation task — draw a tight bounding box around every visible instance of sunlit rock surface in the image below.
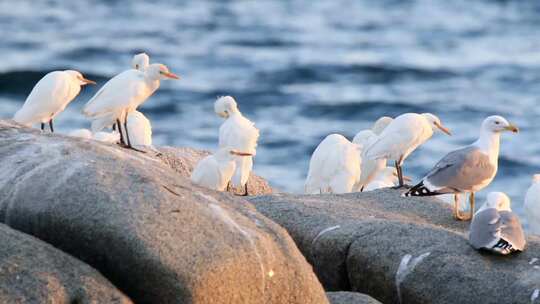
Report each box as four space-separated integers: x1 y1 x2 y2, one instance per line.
0 223 131 304
249 189 540 304
0 120 326 304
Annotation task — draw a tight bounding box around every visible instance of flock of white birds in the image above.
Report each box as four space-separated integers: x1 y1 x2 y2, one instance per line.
9 53 540 255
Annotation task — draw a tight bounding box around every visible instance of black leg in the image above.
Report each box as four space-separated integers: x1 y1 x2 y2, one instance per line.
49 120 54 133
226 182 231 192
360 186 364 192
395 160 404 187
123 119 132 148
116 119 125 145
41 123 45 131
112 124 116 131
243 183 248 196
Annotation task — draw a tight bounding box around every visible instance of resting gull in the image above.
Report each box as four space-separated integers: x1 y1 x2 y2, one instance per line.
404 115 518 220
469 192 526 255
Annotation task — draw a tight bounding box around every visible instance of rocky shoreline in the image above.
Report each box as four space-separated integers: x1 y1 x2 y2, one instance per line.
0 119 538 303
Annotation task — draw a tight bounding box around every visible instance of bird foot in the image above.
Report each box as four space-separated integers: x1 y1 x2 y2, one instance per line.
391 184 412 190
453 210 472 221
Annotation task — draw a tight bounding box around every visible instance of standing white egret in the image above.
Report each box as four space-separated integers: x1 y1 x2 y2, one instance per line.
305 134 361 194
93 52 151 135
215 96 259 196
365 113 451 187
404 116 518 221
83 63 179 149
132 53 150 71
191 148 253 191
524 174 540 235
13 70 95 132
469 192 526 255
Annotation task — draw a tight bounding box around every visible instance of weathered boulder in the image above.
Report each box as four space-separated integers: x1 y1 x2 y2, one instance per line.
158 146 273 195
249 190 540 304
327 291 382 304
0 120 327 304
0 223 131 303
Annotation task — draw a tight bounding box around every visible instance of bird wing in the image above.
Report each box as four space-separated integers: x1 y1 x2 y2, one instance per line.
14 72 72 124
424 146 495 192
83 70 147 117
364 115 426 160
219 115 260 154
499 211 526 251
305 135 360 193
191 156 219 189
127 111 152 146
469 208 502 249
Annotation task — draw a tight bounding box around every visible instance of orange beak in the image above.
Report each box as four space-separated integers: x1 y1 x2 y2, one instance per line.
435 122 452 136
163 71 180 79
81 77 96 85
230 151 253 157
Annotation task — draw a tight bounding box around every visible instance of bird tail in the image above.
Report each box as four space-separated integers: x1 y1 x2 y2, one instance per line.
403 180 442 197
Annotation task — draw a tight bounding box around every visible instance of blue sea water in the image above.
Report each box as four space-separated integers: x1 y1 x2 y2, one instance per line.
1 0 540 221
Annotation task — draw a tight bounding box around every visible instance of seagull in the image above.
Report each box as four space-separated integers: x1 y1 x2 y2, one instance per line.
404 115 518 221
215 96 259 196
83 63 179 149
524 174 540 235
305 134 361 194
191 148 253 191
365 113 451 187
469 192 526 255
352 116 393 191
13 70 95 132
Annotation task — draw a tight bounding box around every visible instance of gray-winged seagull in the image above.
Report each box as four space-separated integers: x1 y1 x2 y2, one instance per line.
469 192 526 255
404 115 518 220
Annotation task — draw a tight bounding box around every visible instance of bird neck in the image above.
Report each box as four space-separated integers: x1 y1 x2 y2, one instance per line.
474 129 500 162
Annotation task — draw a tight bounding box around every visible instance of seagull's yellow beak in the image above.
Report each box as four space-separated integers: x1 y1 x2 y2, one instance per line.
504 124 519 133
81 77 96 85
435 122 452 136
163 71 180 79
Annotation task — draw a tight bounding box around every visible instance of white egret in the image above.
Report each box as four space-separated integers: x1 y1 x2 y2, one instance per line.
191 148 253 191
215 96 259 196
305 134 361 194
132 53 150 71
351 116 394 192
524 174 540 235
13 70 95 132
126 110 154 150
469 192 525 255
83 63 179 149
363 167 412 191
67 128 119 144
365 113 451 187
405 116 518 221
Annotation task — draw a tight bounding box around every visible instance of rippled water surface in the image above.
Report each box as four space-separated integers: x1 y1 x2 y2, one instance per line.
1 0 540 221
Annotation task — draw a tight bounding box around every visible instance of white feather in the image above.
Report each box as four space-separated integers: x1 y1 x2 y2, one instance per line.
305 134 361 194
525 174 540 235
191 149 236 191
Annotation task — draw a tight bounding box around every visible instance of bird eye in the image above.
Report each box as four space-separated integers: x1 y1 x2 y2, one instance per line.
495 121 500 125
